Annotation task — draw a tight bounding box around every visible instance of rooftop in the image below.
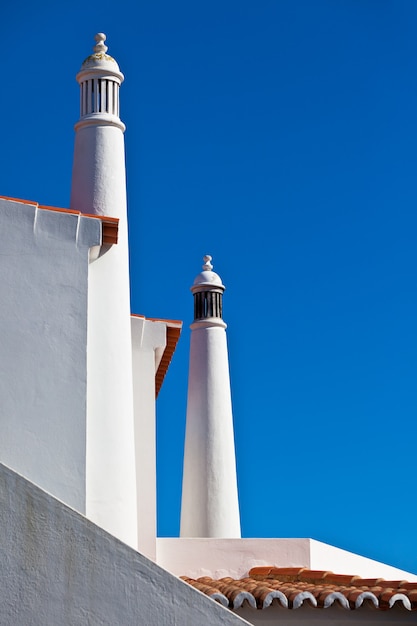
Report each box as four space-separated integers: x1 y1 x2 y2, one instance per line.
181 567 417 613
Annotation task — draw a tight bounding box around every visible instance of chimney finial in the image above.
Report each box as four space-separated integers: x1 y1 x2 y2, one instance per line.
94 33 108 54
203 255 213 271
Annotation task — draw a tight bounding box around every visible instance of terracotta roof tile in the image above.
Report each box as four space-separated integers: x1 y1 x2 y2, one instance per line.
181 567 417 612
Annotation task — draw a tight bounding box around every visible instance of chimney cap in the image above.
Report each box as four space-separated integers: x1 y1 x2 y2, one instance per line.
192 255 225 292
79 33 123 77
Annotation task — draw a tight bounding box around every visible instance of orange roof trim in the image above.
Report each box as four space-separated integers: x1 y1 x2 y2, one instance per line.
155 321 182 398
131 316 182 397
0 196 119 245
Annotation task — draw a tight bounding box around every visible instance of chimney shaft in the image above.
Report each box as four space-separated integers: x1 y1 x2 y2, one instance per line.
70 34 137 549
180 256 241 538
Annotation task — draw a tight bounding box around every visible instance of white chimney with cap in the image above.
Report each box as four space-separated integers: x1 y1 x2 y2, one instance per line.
70 34 137 548
180 256 241 538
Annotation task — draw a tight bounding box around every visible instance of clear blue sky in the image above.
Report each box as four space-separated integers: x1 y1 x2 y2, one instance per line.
3 1 417 574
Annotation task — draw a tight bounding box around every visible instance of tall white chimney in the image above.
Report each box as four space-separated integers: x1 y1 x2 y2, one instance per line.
70 34 137 548
180 256 241 538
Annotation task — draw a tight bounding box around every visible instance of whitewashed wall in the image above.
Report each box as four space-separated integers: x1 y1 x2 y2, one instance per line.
158 537 311 579
158 537 417 581
0 198 101 512
309 539 417 582
0 462 250 626
131 315 167 560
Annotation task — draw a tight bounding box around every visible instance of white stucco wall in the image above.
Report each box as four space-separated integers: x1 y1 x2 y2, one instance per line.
309 539 417 581
157 537 417 582
0 462 250 626
0 198 101 512
131 315 167 560
157 537 312 578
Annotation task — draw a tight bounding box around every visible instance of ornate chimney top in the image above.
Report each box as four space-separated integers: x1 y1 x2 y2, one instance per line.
192 255 224 291
74 32 124 132
191 255 225 321
80 33 122 74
